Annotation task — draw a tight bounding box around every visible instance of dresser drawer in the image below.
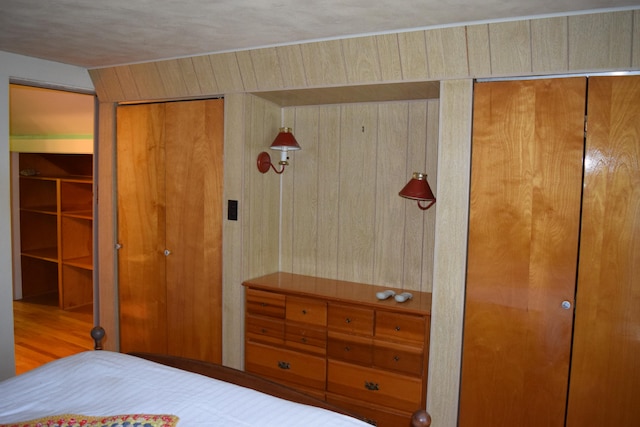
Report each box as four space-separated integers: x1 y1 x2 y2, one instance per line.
246 314 285 345
246 289 285 318
285 323 326 354
327 359 422 412
327 331 373 365
286 296 327 326
373 339 423 375
328 304 374 336
326 393 413 427
246 342 326 390
375 310 426 344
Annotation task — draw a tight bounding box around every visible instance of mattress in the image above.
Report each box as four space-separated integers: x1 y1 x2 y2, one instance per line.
0 351 370 426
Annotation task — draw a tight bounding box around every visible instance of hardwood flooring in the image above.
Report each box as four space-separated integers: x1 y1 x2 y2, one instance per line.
13 293 94 375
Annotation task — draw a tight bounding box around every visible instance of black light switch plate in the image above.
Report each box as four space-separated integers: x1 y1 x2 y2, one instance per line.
228 200 238 221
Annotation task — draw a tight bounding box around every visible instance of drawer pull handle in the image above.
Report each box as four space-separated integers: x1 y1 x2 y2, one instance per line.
277 361 291 370
393 355 400 362
260 328 267 334
364 381 379 391
261 302 267 307
344 346 351 352
345 318 352 324
302 309 307 315
395 326 401 331
301 337 307 343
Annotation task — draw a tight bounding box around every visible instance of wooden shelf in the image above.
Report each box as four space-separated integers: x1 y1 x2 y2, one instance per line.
17 153 94 310
21 206 58 215
63 256 93 271
60 175 92 183
22 247 58 263
61 209 93 220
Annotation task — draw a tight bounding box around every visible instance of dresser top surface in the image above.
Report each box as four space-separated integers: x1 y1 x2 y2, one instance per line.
243 272 431 315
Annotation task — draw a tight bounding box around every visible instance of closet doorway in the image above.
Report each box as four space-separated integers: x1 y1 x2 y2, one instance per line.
9 83 96 374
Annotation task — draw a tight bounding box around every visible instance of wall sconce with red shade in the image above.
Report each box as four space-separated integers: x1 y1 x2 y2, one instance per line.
257 127 301 174
399 172 436 210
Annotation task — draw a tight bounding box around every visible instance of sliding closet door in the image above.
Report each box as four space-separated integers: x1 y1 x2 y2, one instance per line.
460 78 586 427
164 99 224 363
117 103 168 354
566 75 640 426
117 99 223 363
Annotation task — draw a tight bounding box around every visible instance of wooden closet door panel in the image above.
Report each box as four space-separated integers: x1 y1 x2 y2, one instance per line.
460 78 586 427
116 103 168 354
567 76 640 427
164 99 224 363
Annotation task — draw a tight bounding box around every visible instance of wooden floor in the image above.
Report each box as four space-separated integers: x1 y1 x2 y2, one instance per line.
13 293 94 375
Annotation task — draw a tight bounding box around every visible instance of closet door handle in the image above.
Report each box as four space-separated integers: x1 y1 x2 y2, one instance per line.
561 301 572 310
164 249 171 256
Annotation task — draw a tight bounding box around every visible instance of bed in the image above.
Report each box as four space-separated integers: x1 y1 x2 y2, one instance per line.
0 349 431 427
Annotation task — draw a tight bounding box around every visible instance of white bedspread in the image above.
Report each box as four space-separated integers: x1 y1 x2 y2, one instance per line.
0 351 369 426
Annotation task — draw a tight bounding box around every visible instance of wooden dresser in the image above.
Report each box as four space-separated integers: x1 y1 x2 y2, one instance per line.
243 272 431 427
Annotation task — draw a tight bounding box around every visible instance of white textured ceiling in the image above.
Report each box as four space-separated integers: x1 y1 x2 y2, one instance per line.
0 0 638 69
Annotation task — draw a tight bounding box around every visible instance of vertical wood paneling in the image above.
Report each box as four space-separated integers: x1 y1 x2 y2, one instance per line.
634 11 640 68
568 11 633 71
427 79 473 427
300 40 348 86
425 27 469 79
337 104 378 283
421 99 439 293
155 59 189 99
114 66 141 101
398 31 429 80
174 58 206 97
236 50 258 91
246 96 280 277
90 10 640 102
291 107 320 276
129 62 167 100
276 45 307 88
316 105 342 279
466 24 492 77
208 52 245 93
373 103 408 287
87 11 640 426
401 102 428 291
251 48 284 90
222 93 245 369
171 58 206 97
89 68 123 103
281 100 438 288
342 36 382 84
280 108 296 272
188 56 219 95
531 17 569 73
489 20 532 76
376 33 403 82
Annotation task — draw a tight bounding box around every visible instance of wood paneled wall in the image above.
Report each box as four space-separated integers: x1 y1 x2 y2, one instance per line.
92 9 640 427
90 11 639 103
279 100 438 291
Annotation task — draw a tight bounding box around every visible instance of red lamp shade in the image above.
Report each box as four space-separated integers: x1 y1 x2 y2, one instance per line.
257 127 301 174
399 172 436 210
270 127 301 151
